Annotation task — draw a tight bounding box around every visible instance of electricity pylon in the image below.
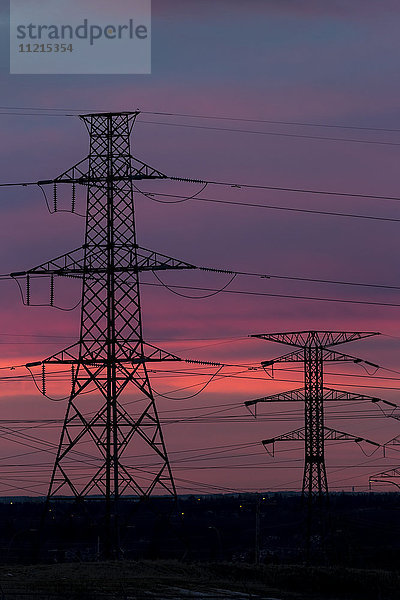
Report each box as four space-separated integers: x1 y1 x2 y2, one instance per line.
245 331 381 501
12 112 196 557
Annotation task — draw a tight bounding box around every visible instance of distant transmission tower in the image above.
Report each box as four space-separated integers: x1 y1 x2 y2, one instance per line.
370 409 400 490
369 468 400 490
13 112 196 557
245 331 381 501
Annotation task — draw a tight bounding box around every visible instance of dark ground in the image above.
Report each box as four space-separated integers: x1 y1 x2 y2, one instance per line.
0 561 398 599
0 493 398 599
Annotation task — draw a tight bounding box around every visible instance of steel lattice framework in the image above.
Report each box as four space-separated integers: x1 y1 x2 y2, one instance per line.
14 112 197 556
246 331 381 501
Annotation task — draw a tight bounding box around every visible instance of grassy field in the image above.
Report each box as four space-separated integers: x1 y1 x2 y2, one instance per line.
0 561 398 600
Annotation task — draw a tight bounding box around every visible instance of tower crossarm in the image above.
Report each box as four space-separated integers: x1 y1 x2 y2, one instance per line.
262 427 306 456
371 468 400 478
30 340 182 366
384 434 400 446
323 426 380 448
321 349 379 368
11 245 196 278
26 343 81 367
35 156 90 187
321 388 381 402
246 387 381 411
129 155 168 180
37 151 168 187
245 388 306 409
260 426 379 468
261 349 304 367
136 246 196 271
369 468 400 490
11 247 87 278
251 331 379 348
260 348 377 368
313 331 379 347
252 332 310 347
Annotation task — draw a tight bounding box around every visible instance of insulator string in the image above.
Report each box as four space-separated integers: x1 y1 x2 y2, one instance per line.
50 275 54 307
53 183 57 212
72 181 76 213
26 275 30 306
41 363 46 396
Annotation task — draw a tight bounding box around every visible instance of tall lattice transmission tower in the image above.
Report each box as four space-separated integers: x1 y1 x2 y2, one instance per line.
12 112 196 556
245 331 381 501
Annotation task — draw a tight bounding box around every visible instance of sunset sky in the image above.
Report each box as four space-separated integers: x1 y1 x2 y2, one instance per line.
0 0 400 496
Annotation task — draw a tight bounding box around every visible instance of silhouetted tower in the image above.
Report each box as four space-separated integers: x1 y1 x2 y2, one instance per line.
245 331 381 500
12 112 196 557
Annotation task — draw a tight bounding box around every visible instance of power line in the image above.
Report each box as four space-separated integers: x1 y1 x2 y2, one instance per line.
148 194 400 221
0 111 74 118
4 108 390 149
17 350 400 387
140 110 400 134
168 178 400 203
143 280 400 308
142 191 400 220
137 119 400 148
1 367 400 392
0 106 84 112
4 260 400 295
5 264 400 306
2 174 400 209
198 266 400 292
2 105 400 135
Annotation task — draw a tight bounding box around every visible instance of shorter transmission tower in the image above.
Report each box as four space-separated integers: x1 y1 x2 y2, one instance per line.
245 331 381 501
